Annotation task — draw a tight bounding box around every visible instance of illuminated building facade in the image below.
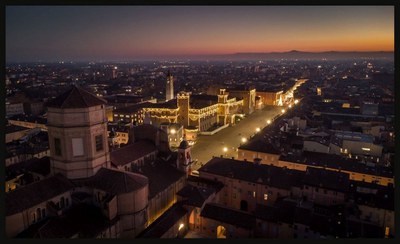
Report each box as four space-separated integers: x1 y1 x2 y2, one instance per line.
227 87 256 115
256 89 284 106
143 91 243 132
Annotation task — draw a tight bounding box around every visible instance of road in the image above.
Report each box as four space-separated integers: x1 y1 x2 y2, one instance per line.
190 105 283 170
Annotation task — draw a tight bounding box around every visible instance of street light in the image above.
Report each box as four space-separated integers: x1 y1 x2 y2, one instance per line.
242 137 247 143
170 128 176 135
223 147 228 153
281 109 286 113
267 119 271 124
294 99 299 104
256 127 261 132
288 104 292 108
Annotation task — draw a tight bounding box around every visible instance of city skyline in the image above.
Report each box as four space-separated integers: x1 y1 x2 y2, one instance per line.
6 5 394 62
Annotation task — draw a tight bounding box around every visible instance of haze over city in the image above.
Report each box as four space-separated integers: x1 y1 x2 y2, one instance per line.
6 6 394 62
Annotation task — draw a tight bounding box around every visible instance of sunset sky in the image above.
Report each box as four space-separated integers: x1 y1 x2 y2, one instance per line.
6 6 394 62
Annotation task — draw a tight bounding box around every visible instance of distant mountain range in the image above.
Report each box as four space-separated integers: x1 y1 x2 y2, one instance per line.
199 50 394 61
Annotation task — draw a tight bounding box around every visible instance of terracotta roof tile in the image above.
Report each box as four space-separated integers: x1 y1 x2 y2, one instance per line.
46 85 106 109
81 168 148 195
110 141 157 167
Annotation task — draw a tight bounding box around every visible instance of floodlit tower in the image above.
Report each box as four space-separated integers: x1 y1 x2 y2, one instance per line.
176 140 192 177
166 70 174 101
177 91 190 127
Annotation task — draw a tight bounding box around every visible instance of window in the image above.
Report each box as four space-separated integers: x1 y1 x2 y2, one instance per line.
253 191 256 198
264 193 268 201
72 138 84 156
95 135 103 151
54 138 62 156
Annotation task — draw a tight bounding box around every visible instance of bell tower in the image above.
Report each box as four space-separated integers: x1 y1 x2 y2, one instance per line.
176 140 192 177
166 70 174 101
217 89 229 125
47 85 111 179
177 91 190 127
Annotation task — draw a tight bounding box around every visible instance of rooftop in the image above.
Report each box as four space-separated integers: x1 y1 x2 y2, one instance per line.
176 185 215 208
198 157 303 190
80 168 148 195
200 203 256 229
144 99 178 109
132 159 185 199
303 167 350 192
113 102 153 114
5 124 29 134
36 204 119 238
110 140 157 167
46 85 106 109
6 156 51 181
280 151 393 178
8 114 47 124
239 139 281 155
6 174 74 216
137 202 187 238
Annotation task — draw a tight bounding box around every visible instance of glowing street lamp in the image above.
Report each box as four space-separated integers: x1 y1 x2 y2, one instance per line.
267 119 271 125
256 127 261 132
170 128 176 135
294 99 299 104
288 104 292 108
223 147 228 153
241 137 247 143
281 109 286 113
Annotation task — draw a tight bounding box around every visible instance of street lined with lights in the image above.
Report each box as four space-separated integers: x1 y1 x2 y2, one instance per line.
191 105 285 169
190 97 302 169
